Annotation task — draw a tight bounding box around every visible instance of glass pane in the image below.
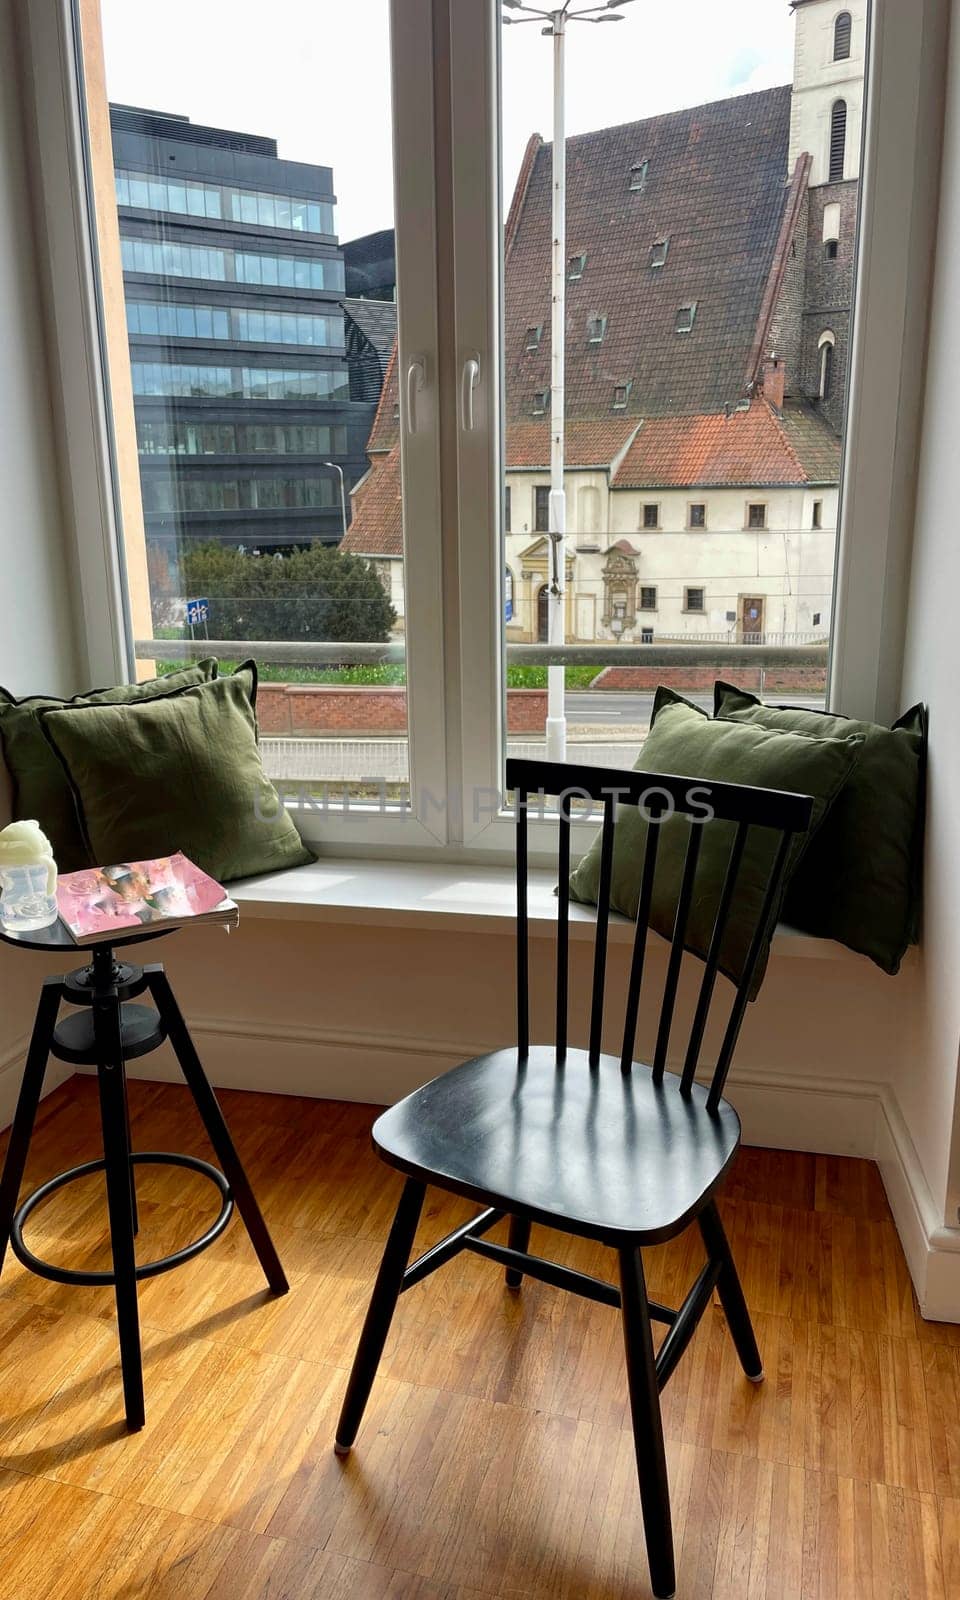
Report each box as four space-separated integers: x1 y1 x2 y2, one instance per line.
499 0 867 768
84 0 407 812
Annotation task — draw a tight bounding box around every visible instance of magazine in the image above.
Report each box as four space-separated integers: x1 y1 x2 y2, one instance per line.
56 853 238 945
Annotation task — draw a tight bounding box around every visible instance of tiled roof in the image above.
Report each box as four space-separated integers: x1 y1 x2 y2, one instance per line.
611 400 840 488
341 451 402 557
505 87 794 420
365 346 400 453
506 419 639 469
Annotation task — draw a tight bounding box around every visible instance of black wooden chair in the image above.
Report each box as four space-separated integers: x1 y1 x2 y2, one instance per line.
334 758 813 1599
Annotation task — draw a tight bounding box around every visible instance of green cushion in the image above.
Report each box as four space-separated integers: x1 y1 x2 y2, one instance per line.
38 662 314 884
568 688 864 999
713 681 926 973
0 661 219 871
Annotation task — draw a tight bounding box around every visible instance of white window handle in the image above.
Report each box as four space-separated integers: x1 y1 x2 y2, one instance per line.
461 355 480 431
406 357 425 435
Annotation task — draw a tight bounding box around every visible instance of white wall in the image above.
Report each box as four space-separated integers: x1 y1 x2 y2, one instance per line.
0 0 78 699
899 0 960 1232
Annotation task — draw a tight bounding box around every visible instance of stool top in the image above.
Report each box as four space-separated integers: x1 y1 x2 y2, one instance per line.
0 920 171 955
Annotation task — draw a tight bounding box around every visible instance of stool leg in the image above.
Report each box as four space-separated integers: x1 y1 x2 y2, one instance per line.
94 995 145 1432
145 967 288 1296
121 1064 139 1237
0 977 62 1276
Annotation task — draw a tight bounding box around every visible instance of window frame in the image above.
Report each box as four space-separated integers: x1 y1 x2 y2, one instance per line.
641 501 660 530
746 500 768 530
687 501 707 529
21 0 951 863
683 585 706 613
639 584 658 612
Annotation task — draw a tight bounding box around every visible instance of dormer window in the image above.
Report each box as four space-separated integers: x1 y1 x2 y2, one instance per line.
567 253 586 281
629 159 649 192
525 324 542 352
532 388 548 415
649 238 669 269
586 313 607 344
675 302 697 334
612 380 631 410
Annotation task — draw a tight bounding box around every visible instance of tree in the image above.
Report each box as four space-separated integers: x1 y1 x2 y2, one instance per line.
175 542 396 645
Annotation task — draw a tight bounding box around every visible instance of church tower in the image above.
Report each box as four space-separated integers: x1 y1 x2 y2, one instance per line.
787 0 867 431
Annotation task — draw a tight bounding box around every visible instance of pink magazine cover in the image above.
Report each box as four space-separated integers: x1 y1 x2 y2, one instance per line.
57 853 232 942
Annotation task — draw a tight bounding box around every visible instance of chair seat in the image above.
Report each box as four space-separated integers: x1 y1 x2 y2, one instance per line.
373 1046 742 1245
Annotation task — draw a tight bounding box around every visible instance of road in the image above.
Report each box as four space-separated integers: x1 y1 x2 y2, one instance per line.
563 690 826 725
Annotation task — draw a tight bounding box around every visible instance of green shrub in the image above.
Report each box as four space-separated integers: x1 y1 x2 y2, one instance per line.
173 542 396 646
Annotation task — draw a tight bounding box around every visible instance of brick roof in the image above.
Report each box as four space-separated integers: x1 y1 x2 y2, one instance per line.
341 450 401 557
505 86 794 421
611 399 840 488
506 419 638 470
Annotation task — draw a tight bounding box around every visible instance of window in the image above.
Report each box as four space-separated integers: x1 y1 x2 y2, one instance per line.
825 239 839 260
639 585 657 610
525 325 542 351
129 363 350 400
136 420 348 457
675 302 697 333
534 485 550 532
116 169 335 235
747 502 767 529
586 313 607 344
684 587 705 612
812 499 823 529
641 503 660 530
140 474 336 514
65 0 883 851
629 159 649 192
119 236 344 291
688 502 706 528
834 11 852 61
829 100 847 181
813 611 823 627
504 566 514 621
125 301 338 349
640 626 654 644
819 331 836 400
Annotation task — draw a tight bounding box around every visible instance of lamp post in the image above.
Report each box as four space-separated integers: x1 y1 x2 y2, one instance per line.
503 0 635 761
325 461 347 540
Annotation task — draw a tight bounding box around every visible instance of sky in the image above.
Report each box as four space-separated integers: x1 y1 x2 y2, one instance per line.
99 0 796 245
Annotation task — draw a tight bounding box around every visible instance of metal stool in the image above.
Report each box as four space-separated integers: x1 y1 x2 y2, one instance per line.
0 929 287 1430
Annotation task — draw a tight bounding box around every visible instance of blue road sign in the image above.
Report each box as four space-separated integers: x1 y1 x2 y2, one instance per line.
186 598 209 626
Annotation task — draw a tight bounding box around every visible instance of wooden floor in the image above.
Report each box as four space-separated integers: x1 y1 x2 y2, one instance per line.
1 1079 959 1599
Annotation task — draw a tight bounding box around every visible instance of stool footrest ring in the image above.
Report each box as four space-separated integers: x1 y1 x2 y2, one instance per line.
10 1152 234 1286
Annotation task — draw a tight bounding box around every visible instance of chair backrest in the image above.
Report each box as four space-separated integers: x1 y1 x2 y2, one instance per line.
506 757 814 1112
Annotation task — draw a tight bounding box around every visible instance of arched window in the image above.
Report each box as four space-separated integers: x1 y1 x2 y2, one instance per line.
818 331 836 401
834 11 852 61
537 584 550 643
829 100 847 182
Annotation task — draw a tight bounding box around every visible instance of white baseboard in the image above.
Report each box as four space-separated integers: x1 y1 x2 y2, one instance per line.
63 1015 960 1325
0 1035 73 1131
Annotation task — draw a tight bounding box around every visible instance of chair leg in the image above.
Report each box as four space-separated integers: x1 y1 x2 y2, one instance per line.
698 1199 762 1381
618 1246 676 1600
505 1214 531 1288
95 996 145 1432
335 1176 425 1455
0 978 62 1277
121 1063 139 1237
145 967 288 1296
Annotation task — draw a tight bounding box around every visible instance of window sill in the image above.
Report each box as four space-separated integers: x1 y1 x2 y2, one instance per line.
231 855 875 963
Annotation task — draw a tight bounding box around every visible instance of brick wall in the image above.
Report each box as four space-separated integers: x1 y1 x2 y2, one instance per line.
590 665 828 694
256 684 551 735
256 669 827 738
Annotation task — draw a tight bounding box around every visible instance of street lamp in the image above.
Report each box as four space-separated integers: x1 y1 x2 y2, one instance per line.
502 0 634 761
325 461 347 540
